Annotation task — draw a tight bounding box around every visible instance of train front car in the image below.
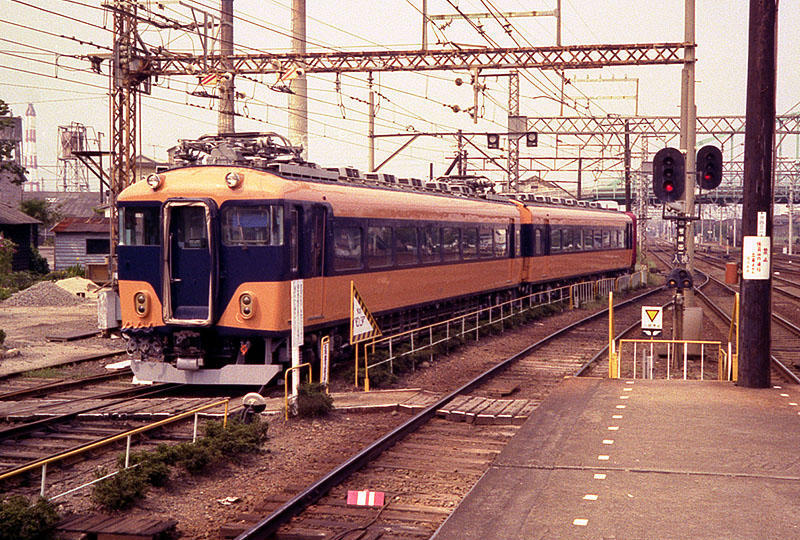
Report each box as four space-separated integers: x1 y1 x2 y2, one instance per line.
118 164 288 384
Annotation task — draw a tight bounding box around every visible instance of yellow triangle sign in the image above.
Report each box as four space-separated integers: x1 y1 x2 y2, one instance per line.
646 309 660 323
350 282 381 344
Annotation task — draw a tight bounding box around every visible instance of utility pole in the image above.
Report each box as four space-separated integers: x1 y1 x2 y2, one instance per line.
624 119 631 211
368 72 375 171
739 0 777 388
218 0 235 134
289 0 308 158
508 71 520 191
682 0 697 304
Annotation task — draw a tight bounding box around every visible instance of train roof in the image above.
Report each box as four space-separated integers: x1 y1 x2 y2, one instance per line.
118 165 521 223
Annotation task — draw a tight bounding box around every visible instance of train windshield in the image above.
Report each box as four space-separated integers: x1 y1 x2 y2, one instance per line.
119 206 160 246
221 205 284 246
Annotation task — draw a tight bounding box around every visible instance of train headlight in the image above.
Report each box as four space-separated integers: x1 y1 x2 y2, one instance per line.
225 172 242 189
134 291 150 317
146 174 164 190
239 292 255 319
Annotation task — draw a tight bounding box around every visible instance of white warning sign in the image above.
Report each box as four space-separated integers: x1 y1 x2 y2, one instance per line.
742 236 770 280
349 282 381 344
641 306 663 331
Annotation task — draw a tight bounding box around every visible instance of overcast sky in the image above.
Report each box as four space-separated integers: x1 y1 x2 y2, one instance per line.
1 0 798 191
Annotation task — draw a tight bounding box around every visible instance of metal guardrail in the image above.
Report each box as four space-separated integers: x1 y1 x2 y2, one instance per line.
362 270 648 384
615 338 726 381
0 398 230 498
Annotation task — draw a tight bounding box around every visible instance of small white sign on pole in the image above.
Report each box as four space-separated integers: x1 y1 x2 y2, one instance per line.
290 279 303 398
757 211 767 237
641 306 663 333
320 336 330 388
742 236 771 280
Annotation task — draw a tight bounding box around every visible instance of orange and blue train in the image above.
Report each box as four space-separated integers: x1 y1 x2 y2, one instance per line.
117 134 635 385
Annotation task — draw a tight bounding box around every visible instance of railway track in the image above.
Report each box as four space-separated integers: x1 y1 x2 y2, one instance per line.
224 285 673 540
0 382 233 502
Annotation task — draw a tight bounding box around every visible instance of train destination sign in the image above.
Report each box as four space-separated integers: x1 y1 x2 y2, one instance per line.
350 282 381 344
641 306 663 336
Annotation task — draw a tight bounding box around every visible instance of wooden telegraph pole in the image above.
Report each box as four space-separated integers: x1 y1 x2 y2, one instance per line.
739 0 777 388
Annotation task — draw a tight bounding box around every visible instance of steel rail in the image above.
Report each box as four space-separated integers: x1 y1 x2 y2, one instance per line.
0 369 134 401
0 383 180 442
236 285 666 540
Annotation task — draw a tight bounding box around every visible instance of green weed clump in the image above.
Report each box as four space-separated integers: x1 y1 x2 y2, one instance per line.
296 383 334 418
0 495 60 540
91 418 268 511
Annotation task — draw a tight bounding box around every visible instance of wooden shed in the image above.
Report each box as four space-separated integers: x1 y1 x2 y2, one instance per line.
0 203 40 271
51 216 110 271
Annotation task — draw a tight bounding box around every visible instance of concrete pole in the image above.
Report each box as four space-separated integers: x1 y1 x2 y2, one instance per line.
739 0 776 388
289 0 308 159
422 0 428 50
683 0 697 304
368 72 375 171
218 0 235 134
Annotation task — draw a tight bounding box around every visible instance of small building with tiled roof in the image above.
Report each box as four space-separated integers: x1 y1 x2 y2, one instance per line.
51 216 110 271
0 202 40 271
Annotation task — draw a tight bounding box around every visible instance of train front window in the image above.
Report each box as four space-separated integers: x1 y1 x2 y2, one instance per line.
222 205 284 246
120 206 160 246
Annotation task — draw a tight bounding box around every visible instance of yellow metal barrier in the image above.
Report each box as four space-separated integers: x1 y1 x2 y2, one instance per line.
727 292 740 382
284 362 312 420
0 398 230 496
608 292 617 378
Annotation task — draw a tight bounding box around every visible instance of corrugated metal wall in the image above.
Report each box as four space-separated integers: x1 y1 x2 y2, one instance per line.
54 233 108 270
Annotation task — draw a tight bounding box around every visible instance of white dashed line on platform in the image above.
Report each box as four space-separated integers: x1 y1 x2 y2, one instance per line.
616 405 626 409
612 414 623 419
598 455 610 461
594 473 607 480
608 426 619 431
573 518 589 526
583 494 598 500
603 439 614 445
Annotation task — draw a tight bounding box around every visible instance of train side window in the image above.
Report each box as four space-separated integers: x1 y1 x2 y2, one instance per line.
550 228 561 252
310 206 326 276
120 206 160 246
602 230 610 248
289 208 299 272
333 225 362 271
420 225 441 263
463 227 478 259
494 227 507 257
442 227 461 261
617 229 623 248
563 228 573 252
367 226 392 268
574 228 583 250
395 226 418 265
221 205 284 246
534 229 543 256
479 227 493 258
594 229 602 249
514 226 521 257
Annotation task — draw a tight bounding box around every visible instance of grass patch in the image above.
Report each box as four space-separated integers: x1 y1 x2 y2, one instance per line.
23 367 64 379
91 418 268 511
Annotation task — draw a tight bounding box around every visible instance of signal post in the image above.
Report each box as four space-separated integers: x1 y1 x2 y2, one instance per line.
653 145 722 341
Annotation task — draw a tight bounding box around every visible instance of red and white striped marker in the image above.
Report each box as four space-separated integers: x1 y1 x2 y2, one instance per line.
346 490 385 507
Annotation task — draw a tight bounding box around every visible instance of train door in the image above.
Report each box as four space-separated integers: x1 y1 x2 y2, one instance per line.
163 200 216 325
288 204 327 321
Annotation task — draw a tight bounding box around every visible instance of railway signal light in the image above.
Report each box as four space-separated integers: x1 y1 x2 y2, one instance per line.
696 145 723 190
525 132 538 147
487 133 500 149
653 147 685 203
666 267 693 290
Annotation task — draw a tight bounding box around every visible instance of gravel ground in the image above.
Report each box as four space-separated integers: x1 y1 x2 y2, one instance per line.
2 280 89 307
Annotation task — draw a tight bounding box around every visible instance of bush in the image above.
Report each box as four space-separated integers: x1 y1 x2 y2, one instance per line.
92 418 268 510
0 328 5 347
91 468 149 511
29 248 49 275
296 383 333 418
0 495 60 540
0 237 16 275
